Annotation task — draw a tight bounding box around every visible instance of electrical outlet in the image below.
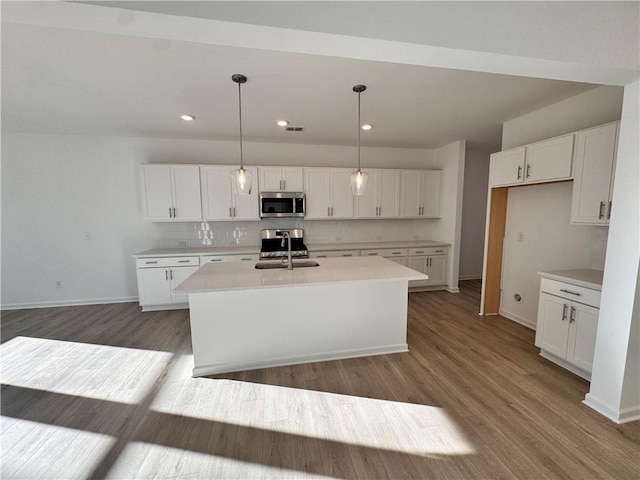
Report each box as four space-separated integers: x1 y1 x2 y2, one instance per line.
55 280 63 289
517 232 524 242
177 240 187 247
84 231 92 240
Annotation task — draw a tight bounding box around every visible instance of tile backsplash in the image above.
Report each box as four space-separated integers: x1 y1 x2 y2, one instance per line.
153 219 436 248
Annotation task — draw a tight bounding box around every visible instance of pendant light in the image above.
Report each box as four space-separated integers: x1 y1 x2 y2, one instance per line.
350 84 369 195
232 74 252 195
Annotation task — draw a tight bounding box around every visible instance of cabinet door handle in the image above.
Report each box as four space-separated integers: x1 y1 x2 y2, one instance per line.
173 207 176 217
607 201 612 220
233 207 237 217
331 207 334 216
165 269 169 280
562 303 568 321
169 207 172 218
599 201 605 219
170 269 174 280
517 165 522 180
379 206 382 216
569 306 576 323
560 288 581 296
229 207 233 218
526 164 531 178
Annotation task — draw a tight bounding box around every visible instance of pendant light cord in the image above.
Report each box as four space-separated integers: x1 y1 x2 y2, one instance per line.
237 80 244 170
357 89 361 171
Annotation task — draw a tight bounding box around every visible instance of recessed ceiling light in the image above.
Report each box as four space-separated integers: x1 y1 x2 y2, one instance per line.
181 114 195 121
276 120 289 127
362 124 373 131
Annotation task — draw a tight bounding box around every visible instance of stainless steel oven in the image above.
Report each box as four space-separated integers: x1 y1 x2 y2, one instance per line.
260 192 305 218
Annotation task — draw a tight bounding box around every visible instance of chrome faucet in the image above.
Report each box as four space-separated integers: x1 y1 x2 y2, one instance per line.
281 231 293 270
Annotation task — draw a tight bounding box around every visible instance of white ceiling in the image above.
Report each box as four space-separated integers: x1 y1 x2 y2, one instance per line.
3 2 629 152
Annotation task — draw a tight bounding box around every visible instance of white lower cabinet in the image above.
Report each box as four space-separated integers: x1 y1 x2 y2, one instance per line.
407 247 448 289
535 278 600 380
136 256 200 310
200 253 259 264
309 250 359 258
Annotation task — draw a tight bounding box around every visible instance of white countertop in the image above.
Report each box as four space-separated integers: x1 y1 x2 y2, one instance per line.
538 269 604 291
133 240 449 258
133 246 259 257
174 256 428 293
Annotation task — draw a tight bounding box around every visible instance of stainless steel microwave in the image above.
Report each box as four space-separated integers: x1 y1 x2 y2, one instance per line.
260 192 305 218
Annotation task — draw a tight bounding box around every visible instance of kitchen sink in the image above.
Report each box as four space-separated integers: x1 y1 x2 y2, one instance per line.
255 261 320 270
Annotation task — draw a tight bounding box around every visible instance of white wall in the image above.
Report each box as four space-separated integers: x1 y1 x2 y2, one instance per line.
585 81 640 423
1 132 455 308
500 183 595 328
502 86 624 149
459 149 490 280
499 86 623 328
429 140 466 292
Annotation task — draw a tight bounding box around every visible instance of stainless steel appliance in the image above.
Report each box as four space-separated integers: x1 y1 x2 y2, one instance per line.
260 192 305 218
259 229 309 260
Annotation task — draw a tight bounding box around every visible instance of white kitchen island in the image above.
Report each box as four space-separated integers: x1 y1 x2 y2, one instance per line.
174 256 427 377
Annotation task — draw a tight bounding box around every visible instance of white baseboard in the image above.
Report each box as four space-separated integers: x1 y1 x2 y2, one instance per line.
446 287 460 293
458 274 482 281
583 394 640 424
1 296 138 311
499 308 536 330
192 343 409 377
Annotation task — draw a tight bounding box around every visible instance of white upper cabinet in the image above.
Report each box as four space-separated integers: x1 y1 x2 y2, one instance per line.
570 121 619 225
489 134 574 188
304 168 354 219
525 134 574 183
355 169 400 218
258 166 304 192
489 147 526 187
141 165 202 221
399 170 442 218
200 166 260 221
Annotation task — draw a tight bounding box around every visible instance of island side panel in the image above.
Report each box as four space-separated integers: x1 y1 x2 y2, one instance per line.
188 280 409 376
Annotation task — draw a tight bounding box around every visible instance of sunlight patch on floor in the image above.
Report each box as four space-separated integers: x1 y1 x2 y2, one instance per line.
0 336 172 403
105 442 337 480
0 418 115 479
151 378 476 458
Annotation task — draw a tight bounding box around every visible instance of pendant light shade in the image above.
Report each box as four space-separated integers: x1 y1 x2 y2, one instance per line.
232 74 252 195
350 84 368 195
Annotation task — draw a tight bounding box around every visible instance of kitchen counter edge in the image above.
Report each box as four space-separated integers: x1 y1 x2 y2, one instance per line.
538 269 604 291
133 240 450 258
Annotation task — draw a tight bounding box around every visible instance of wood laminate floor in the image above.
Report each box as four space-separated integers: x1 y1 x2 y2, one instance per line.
1 281 638 479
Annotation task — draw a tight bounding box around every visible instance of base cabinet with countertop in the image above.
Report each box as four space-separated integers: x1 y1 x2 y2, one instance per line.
535 270 602 380
407 247 448 289
135 256 200 311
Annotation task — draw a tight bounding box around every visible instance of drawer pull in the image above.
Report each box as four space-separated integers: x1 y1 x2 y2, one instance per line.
343 254 353 257
240 258 252 261
435 250 444 253
392 252 402 255
317 255 327 258
145 261 158 264
560 288 581 296
210 258 223 262
178 260 190 263
415 250 424 254
368 253 377 256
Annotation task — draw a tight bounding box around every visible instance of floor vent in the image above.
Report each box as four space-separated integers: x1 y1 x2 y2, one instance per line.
285 126 305 132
